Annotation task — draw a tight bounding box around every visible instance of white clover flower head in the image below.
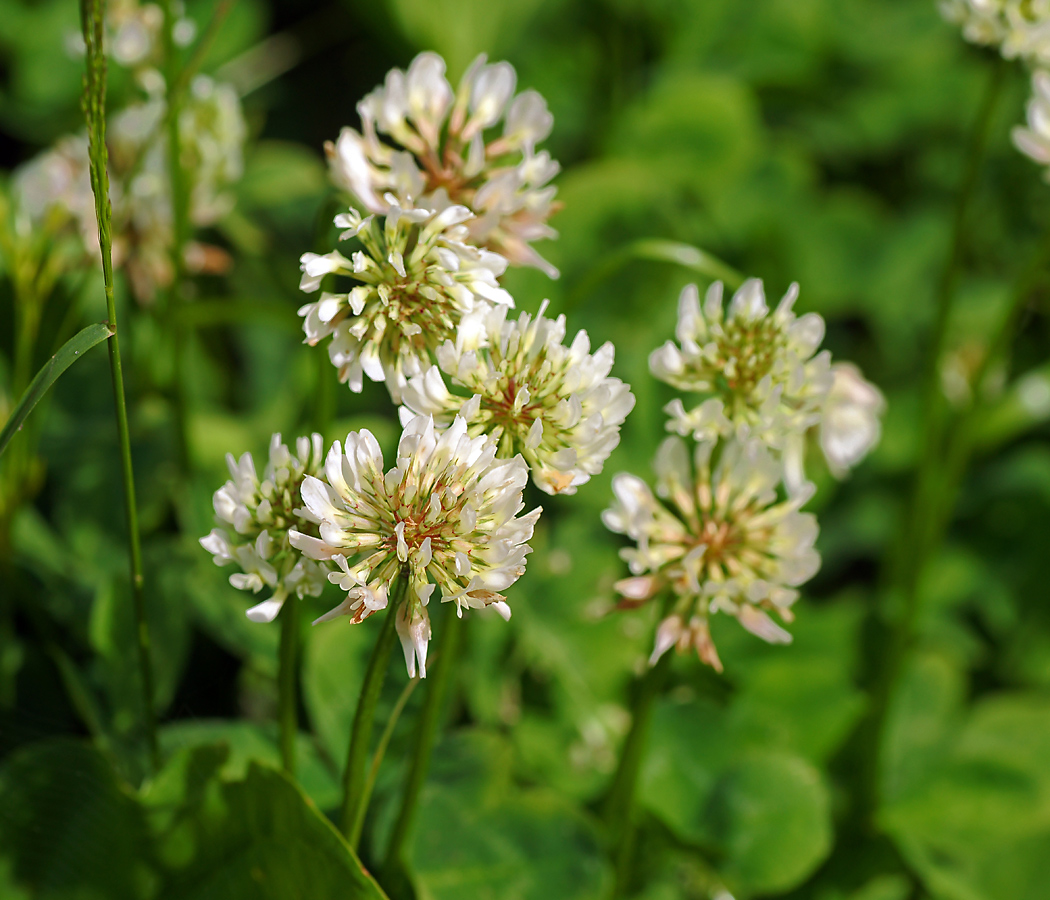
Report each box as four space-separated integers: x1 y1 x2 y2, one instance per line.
325 51 561 278
1013 69 1050 172
819 362 886 478
12 75 246 303
179 76 247 227
940 0 1050 64
298 201 513 403
201 433 330 623
290 414 541 678
1001 0 1050 63
400 301 636 495
602 436 821 672
650 280 833 449
940 0 1008 47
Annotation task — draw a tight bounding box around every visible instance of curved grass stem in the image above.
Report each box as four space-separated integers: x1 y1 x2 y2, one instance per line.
80 0 158 771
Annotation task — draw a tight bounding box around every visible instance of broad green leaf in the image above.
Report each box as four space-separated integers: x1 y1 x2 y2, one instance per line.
0 739 151 900
406 731 611 900
710 751 832 894
0 322 112 459
642 696 834 895
160 719 340 811
143 745 388 899
882 694 1050 900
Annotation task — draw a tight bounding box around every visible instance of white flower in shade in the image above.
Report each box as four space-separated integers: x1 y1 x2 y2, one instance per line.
326 52 561 278
1013 69 1050 172
650 280 832 449
819 362 886 477
200 434 330 623
298 202 513 403
399 301 635 495
12 74 245 303
940 0 1050 63
290 414 541 678
602 436 820 672
1001 1 1050 63
939 0 1008 47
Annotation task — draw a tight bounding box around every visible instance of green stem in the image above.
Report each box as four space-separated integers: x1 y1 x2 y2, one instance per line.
160 0 192 471
382 609 463 871
603 599 676 899
278 595 300 776
354 671 422 849
862 56 1005 820
920 221 1050 565
894 55 1006 605
80 0 159 771
341 573 409 847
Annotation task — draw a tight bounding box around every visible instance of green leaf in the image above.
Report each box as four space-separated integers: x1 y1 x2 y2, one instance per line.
709 751 832 894
143 745 388 899
0 739 151 900
0 322 112 458
882 694 1050 900
160 719 340 811
406 731 612 900
642 698 833 895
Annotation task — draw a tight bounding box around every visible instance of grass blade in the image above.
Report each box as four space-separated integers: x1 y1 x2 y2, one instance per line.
0 322 113 459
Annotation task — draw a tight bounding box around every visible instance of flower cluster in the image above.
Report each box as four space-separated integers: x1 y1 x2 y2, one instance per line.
400 301 636 495
605 276 883 670
326 52 561 277
290 415 541 677
298 202 513 402
650 280 883 488
604 437 820 672
13 74 246 302
940 0 1050 64
200 434 331 623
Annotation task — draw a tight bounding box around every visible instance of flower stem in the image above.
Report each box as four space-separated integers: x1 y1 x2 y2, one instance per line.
354 671 422 846
341 573 409 847
861 55 1005 819
603 599 675 899
382 608 463 872
160 0 192 470
80 0 159 772
278 596 299 776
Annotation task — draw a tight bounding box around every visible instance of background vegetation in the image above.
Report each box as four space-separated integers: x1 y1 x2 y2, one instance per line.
1 0 1049 898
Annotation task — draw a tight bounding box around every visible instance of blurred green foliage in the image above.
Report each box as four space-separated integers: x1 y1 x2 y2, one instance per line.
1 0 1050 898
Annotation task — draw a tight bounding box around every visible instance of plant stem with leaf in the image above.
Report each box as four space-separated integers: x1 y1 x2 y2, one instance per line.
382 609 463 873
80 0 159 772
341 572 409 847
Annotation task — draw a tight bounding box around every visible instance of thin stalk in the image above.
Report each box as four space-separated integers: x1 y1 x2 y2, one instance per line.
603 597 676 899
80 0 158 771
352 672 422 847
893 56 1006 603
382 610 463 871
160 0 192 470
920 222 1050 562
861 56 1006 820
278 596 300 776
341 573 409 847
